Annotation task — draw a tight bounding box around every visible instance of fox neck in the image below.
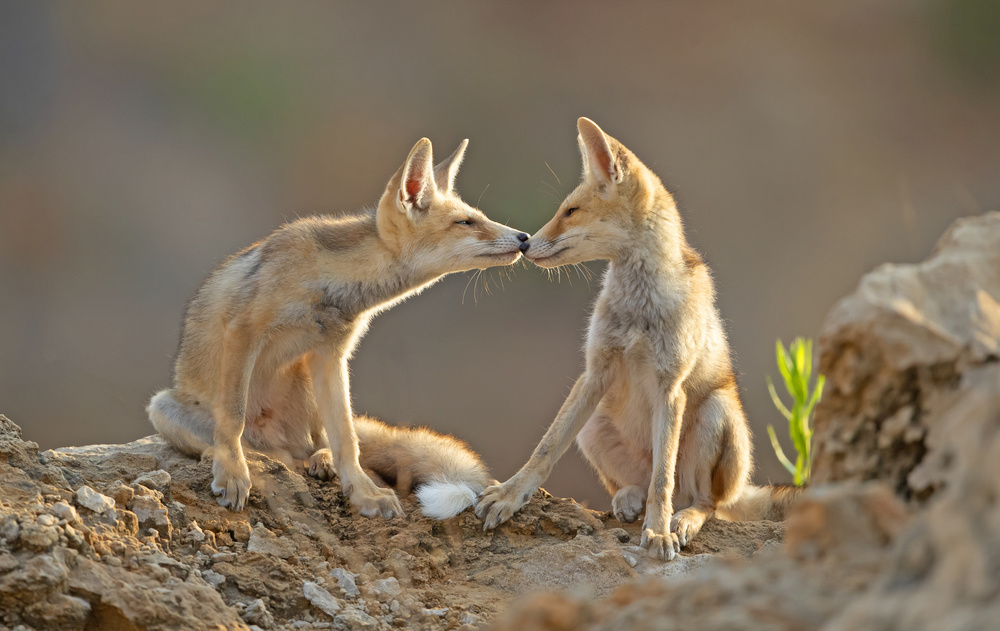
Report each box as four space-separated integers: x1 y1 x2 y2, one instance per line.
610 184 687 276
321 228 443 321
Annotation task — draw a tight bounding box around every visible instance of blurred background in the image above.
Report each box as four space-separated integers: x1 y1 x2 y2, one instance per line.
2 0 999 510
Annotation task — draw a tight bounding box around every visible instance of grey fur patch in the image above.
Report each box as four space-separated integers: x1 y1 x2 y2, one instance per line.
308 209 377 252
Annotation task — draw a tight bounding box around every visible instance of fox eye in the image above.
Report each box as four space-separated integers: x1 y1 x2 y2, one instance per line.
564 207 579 217
455 219 475 226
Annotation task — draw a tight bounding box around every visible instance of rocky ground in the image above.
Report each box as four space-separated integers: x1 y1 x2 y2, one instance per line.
0 416 783 631
2 213 998 631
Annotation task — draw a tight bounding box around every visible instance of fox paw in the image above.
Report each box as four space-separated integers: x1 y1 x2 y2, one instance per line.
612 485 646 524
476 480 535 531
351 486 404 519
640 527 680 561
671 507 708 548
211 459 251 511
307 449 336 481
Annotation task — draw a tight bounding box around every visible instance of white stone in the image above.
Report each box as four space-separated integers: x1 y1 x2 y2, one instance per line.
36 514 57 527
131 495 171 539
621 549 640 567
371 576 402 601
202 569 226 588
75 485 115 514
1 518 19 542
49 501 80 524
247 523 296 559
185 521 206 543
133 469 171 492
459 612 481 625
329 567 360 598
333 607 379 631
303 581 341 617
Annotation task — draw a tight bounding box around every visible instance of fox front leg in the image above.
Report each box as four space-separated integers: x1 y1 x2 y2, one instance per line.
210 331 260 511
309 351 403 519
477 372 606 530
640 387 686 560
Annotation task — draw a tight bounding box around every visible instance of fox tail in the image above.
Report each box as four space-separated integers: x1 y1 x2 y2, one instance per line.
717 483 804 522
355 416 494 520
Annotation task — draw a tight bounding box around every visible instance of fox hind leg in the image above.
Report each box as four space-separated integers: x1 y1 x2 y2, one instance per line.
577 411 652 524
671 385 751 547
148 389 215 456
288 361 337 481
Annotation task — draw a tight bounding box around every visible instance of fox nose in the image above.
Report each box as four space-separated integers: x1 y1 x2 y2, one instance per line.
516 233 530 252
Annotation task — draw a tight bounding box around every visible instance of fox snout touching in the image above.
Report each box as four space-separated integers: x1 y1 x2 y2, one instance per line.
149 136 524 520
479 118 800 560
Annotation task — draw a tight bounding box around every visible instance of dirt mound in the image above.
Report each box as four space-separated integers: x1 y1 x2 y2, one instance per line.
0 415 781 631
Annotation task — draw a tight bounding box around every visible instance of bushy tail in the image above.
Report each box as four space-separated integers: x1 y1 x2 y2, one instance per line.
355 416 493 520
414 481 480 521
717 484 804 522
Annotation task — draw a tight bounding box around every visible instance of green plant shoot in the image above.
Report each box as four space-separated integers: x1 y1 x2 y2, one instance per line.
766 337 825 486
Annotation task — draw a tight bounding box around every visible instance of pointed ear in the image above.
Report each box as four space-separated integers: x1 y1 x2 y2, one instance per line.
577 117 622 185
433 139 468 195
398 138 436 213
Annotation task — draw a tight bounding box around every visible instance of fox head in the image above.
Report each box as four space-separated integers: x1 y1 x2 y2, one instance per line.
523 118 671 268
377 138 528 274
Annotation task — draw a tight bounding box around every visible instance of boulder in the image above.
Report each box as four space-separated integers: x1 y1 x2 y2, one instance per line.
811 211 1000 498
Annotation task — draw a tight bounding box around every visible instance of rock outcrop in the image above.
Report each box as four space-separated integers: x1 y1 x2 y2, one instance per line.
811 211 1000 499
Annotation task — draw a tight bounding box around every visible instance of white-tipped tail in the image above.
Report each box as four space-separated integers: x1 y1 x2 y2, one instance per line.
415 481 479 520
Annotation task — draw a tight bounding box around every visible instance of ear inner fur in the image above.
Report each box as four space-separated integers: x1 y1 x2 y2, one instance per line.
400 138 435 212
577 117 620 184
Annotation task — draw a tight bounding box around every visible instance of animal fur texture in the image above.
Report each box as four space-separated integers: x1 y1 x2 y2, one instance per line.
149 137 524 519
476 118 800 559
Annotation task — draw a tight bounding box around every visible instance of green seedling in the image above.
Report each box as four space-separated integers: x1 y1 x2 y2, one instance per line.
766 337 825 486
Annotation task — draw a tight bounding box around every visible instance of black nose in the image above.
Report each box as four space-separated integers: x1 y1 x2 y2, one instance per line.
516 232 529 242
519 240 530 253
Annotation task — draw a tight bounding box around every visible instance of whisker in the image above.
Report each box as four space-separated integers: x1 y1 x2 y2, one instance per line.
483 269 492 297
462 270 478 305
476 269 486 304
544 161 562 186
477 184 491 208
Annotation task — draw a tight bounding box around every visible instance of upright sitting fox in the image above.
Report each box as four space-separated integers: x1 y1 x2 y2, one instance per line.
477 118 797 559
149 138 525 519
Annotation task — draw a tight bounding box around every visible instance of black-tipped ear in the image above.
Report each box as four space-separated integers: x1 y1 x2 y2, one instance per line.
399 138 436 213
577 117 621 185
433 139 468 195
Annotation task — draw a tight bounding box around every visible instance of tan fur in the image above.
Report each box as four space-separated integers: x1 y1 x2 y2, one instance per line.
477 118 796 559
355 416 494 496
148 138 526 517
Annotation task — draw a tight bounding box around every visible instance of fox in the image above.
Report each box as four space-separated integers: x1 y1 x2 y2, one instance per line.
476 118 800 559
148 137 526 520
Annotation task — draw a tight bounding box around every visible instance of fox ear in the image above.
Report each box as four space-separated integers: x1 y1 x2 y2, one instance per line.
433 139 468 195
398 138 436 213
577 117 622 186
